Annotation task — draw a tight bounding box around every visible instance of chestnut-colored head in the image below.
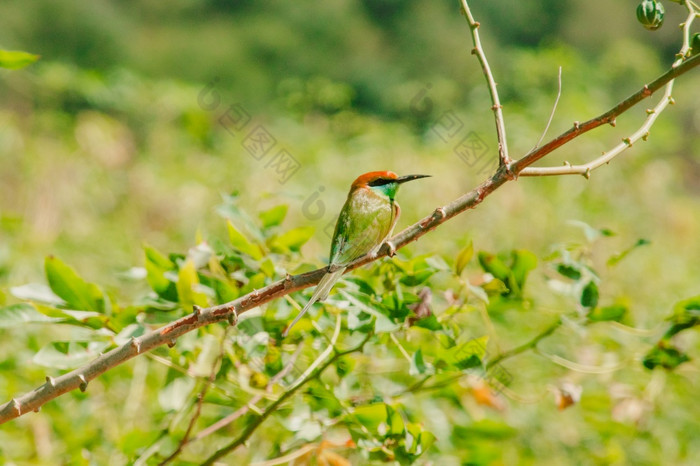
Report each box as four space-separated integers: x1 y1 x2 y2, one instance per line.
351 171 430 200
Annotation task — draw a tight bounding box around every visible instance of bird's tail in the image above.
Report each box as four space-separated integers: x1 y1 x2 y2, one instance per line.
283 267 346 336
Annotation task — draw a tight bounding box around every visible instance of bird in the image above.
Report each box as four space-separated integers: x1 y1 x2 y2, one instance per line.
283 171 430 336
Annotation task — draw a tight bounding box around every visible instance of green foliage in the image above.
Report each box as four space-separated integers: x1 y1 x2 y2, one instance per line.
0 49 39 69
0 1 699 464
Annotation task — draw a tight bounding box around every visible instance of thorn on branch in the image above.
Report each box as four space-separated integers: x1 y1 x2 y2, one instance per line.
669 96 676 105
642 85 652 97
131 337 141 354
573 121 580 131
78 375 88 392
583 168 591 179
193 305 202 318
11 398 21 415
227 306 239 326
45 376 56 388
284 273 293 289
167 339 177 348
386 241 397 258
609 119 617 127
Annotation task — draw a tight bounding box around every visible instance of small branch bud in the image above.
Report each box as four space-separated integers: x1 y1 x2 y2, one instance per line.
573 121 580 130
642 132 650 141
623 137 632 146
646 108 655 115
386 241 397 258
193 305 202 318
45 376 56 388
283 273 293 289
78 375 88 392
167 339 177 348
609 119 617 127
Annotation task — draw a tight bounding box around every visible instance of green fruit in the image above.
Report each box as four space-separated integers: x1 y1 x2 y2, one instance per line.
637 0 665 31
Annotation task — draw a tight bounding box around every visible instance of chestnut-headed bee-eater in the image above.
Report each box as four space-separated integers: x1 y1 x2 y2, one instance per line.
283 171 430 336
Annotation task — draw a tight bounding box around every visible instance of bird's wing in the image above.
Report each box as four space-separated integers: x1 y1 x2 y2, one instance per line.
330 195 394 265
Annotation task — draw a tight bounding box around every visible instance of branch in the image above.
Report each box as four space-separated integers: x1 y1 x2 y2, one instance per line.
520 6 699 177
200 333 372 466
2 13 699 427
460 0 511 168
397 319 562 396
516 52 700 176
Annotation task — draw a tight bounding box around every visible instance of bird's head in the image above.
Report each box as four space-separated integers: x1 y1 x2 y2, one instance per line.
351 171 430 200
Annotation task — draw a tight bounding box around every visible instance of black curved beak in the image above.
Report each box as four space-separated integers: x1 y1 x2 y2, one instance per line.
396 174 431 184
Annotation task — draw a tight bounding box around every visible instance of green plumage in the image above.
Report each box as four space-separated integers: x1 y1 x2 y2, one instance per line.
283 172 428 336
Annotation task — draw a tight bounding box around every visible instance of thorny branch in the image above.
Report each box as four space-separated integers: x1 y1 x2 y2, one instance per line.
520 3 699 176
1 1 699 426
460 0 512 168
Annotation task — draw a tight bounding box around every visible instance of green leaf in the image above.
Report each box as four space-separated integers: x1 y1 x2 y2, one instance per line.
176 260 209 308
386 404 405 436
581 281 599 308
409 348 428 376
511 249 537 290
227 220 263 259
259 204 288 228
10 283 65 306
556 264 581 280
414 314 441 331
643 343 689 370
353 403 387 431
45 256 104 312
0 303 60 328
144 245 178 300
455 241 474 275
33 341 110 369
449 336 488 370
269 226 315 252
478 252 511 282
664 295 700 338
588 303 627 322
607 238 650 266
0 49 39 69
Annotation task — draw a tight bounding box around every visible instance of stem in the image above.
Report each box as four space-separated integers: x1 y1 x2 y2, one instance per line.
200 334 371 465
460 0 511 167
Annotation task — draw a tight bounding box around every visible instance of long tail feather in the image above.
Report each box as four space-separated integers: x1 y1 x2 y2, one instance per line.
283 267 346 336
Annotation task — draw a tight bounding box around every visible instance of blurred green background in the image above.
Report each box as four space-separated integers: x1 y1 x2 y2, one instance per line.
1 0 699 464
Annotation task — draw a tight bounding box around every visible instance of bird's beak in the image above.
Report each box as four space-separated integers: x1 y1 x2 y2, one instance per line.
396 174 431 184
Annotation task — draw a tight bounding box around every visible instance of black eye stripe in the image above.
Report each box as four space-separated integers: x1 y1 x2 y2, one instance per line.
368 178 394 187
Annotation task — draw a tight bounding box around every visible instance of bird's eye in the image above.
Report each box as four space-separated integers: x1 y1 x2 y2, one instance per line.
368 178 394 187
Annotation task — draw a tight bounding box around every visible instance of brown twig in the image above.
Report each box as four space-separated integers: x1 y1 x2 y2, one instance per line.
158 328 229 465
460 0 512 168
515 53 700 176
520 5 699 177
